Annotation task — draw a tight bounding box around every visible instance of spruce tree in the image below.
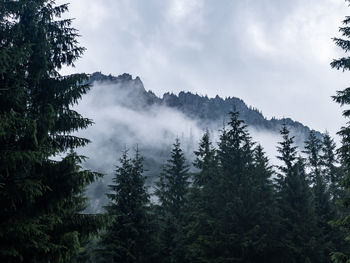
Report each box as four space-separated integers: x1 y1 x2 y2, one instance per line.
0 1 105 262
304 131 335 263
303 131 322 183
321 132 343 201
192 130 217 188
213 111 254 262
249 145 280 262
330 2 350 261
275 125 318 262
186 130 219 262
100 149 152 263
276 125 297 181
197 111 278 262
155 138 190 263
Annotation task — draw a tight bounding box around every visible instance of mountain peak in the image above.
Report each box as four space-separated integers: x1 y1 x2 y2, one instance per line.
88 72 322 144
89 72 144 89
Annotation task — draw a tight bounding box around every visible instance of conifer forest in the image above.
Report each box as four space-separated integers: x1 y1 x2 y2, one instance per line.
3 1 350 263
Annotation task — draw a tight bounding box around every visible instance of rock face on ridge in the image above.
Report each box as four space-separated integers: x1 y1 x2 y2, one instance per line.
88 72 321 145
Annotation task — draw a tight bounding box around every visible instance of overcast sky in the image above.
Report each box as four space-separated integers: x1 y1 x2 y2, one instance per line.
59 0 349 138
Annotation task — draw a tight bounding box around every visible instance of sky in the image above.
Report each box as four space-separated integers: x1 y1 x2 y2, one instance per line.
59 0 350 138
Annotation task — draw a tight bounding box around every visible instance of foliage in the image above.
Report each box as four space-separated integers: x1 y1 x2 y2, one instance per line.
275 126 318 262
155 138 190 263
99 149 154 263
330 1 350 261
0 1 105 262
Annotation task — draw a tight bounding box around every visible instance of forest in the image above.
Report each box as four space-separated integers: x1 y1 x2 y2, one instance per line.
1 1 350 263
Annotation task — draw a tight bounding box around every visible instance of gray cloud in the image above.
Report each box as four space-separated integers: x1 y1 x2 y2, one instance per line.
58 0 349 138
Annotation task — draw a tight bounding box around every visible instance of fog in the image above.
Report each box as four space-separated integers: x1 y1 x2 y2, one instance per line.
74 79 305 212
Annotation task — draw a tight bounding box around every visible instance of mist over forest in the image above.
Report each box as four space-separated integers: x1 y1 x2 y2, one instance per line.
76 72 321 212
3 1 350 263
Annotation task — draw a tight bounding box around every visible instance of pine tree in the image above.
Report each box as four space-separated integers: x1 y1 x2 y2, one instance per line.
155 138 190 263
100 149 152 263
275 125 318 262
330 2 350 261
0 1 105 262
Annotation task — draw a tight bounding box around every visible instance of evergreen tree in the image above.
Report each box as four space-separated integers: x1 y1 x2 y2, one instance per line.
249 145 280 262
192 130 217 188
252 145 280 262
0 1 105 262
276 125 298 181
321 132 343 201
186 130 219 262
303 131 322 183
304 131 335 263
275 125 318 262
195 111 278 262
100 149 152 263
212 111 254 262
155 138 190 263
330 2 350 261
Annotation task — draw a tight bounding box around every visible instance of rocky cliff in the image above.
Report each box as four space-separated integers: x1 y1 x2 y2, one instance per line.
89 72 321 145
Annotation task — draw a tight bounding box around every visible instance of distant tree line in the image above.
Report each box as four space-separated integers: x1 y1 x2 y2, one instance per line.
76 111 348 263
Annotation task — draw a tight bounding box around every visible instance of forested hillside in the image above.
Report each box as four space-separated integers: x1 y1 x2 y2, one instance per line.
82 72 324 213
81 111 349 263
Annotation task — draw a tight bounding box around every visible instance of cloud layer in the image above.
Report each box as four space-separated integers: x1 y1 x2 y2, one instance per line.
59 0 349 138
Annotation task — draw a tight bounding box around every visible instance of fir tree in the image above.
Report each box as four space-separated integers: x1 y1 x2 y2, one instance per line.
100 149 152 263
303 131 322 183
321 132 343 201
155 138 190 263
276 124 298 181
196 111 278 262
0 1 105 262
304 131 335 263
212 111 254 262
192 130 217 188
249 145 280 262
186 130 219 262
275 126 318 263
330 2 350 261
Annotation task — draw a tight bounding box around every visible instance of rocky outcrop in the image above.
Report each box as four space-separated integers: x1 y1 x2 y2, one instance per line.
88 72 322 144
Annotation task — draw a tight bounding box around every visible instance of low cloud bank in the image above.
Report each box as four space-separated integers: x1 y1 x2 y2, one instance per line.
73 80 303 212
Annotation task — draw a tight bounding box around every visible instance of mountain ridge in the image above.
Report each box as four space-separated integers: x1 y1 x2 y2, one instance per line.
88 71 322 145
82 71 322 212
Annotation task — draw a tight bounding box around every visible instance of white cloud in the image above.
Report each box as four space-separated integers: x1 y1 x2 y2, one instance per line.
168 0 203 20
246 23 275 54
58 0 350 139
